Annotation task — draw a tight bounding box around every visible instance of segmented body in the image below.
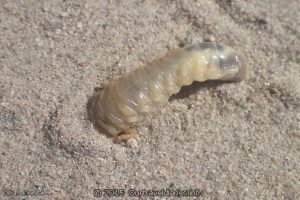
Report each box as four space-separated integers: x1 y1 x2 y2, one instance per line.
90 42 247 136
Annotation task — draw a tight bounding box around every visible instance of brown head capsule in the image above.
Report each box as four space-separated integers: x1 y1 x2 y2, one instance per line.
89 42 248 142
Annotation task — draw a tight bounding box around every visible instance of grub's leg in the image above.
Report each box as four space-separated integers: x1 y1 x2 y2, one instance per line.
113 128 137 143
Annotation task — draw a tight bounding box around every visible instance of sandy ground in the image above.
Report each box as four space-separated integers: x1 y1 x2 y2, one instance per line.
1 0 299 199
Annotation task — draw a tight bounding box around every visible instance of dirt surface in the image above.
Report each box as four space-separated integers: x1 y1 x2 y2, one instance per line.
1 0 299 199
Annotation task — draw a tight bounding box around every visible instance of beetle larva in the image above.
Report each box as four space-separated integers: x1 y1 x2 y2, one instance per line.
89 42 248 142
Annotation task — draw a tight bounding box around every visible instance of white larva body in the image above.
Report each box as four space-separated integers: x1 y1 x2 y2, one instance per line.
90 42 247 136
